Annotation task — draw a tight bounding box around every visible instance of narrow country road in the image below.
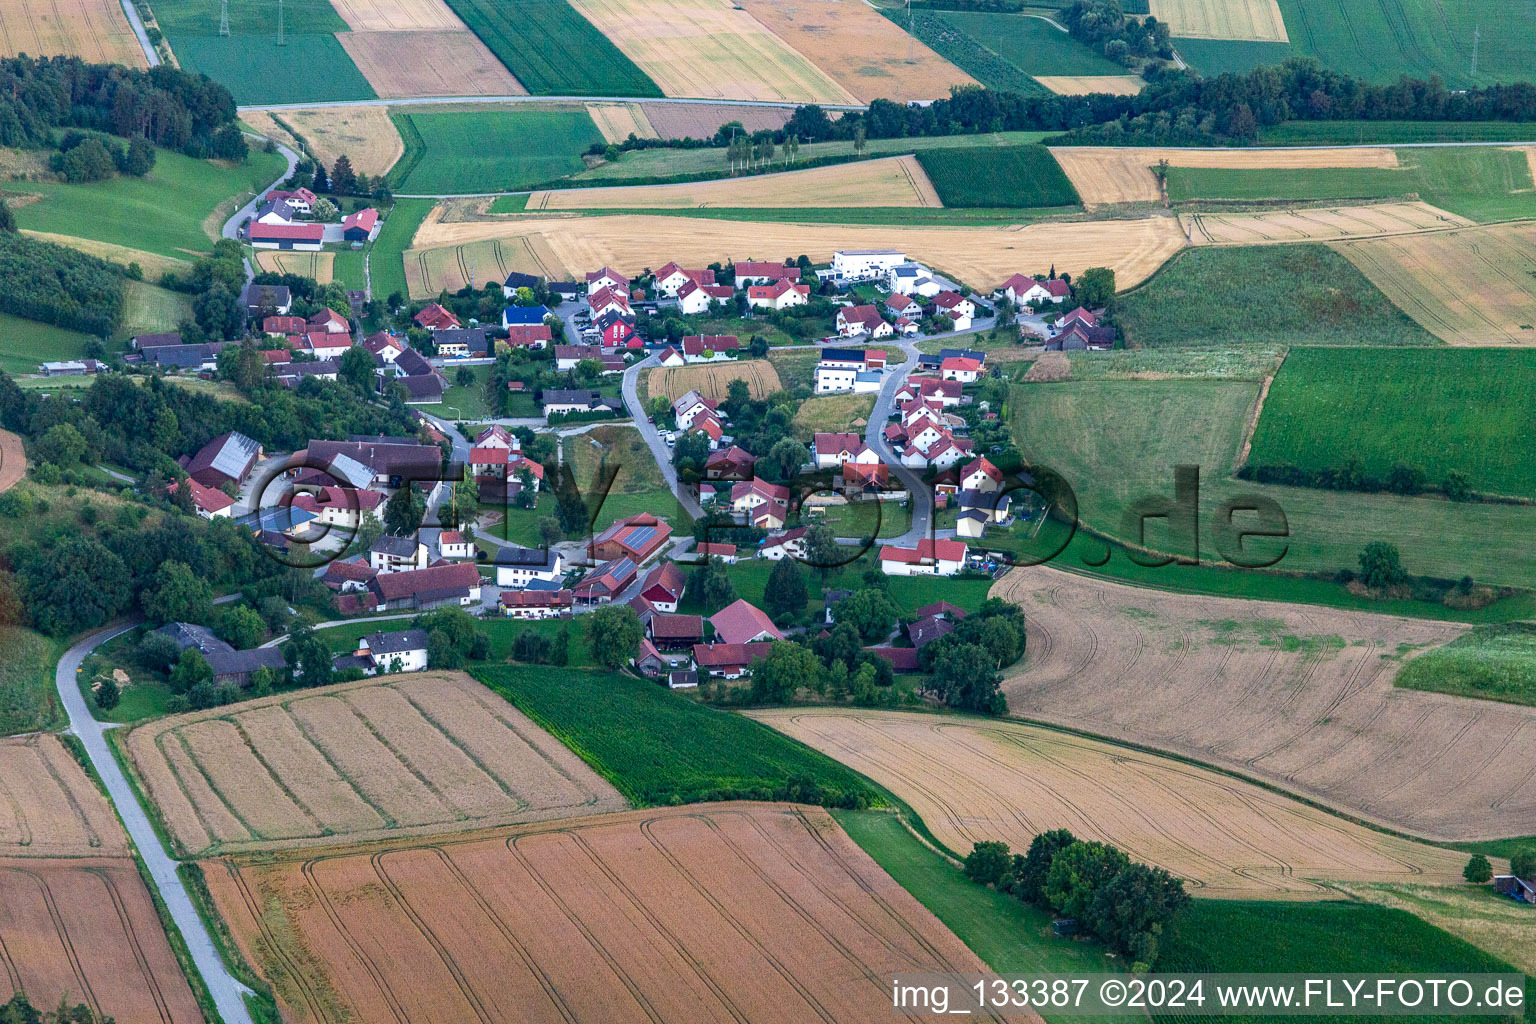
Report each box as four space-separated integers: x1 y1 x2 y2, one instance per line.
222 138 301 244
54 623 256 1024
622 351 704 521
117 0 160 67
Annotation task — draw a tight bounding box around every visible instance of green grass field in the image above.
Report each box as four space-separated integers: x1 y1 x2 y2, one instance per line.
678 552 995 620
1116 245 1437 348
122 280 193 337
0 314 97 374
1248 348 1536 498
418 364 494 420
1395 623 1536 707
906 9 1128 92
1166 148 1534 222
916 144 1080 208
1261 121 1536 145
441 0 661 96
1009 378 1536 592
367 199 436 304
470 663 875 805
390 109 605 194
1173 37 1293 76
1277 0 1536 90
0 625 62 736
13 146 288 262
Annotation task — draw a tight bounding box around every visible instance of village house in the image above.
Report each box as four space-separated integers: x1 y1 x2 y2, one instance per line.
309 307 350 334
414 303 460 331
339 629 430 675
711 598 784 645
588 284 631 320
589 512 672 565
142 343 228 371
291 331 351 360
733 261 800 289
368 534 429 574
596 309 640 349
676 278 735 315
254 199 295 225
638 562 686 613
266 187 316 213
674 390 719 431
1003 274 1070 306
181 431 262 491
933 291 977 330
500 588 573 619
879 538 968 577
1047 322 1116 350
894 375 962 409
300 439 443 495
433 328 488 358
504 325 553 350
885 262 942 297
918 347 986 373
692 642 773 679
955 508 989 539
940 355 983 383
758 526 808 561
656 346 685 367
541 389 620 420
813 432 878 470
731 477 790 523
681 334 740 363
695 542 738 563
494 546 564 588
833 249 906 281
368 561 482 611
155 622 287 688
839 460 893 499
961 456 1005 493
263 315 305 336
747 278 809 311
555 344 603 372
390 372 445 404
835 305 893 339
363 331 408 364
167 477 235 519
283 485 384 533
436 530 475 560
653 262 713 298
586 267 627 296
503 305 552 330
500 271 542 299
704 446 755 481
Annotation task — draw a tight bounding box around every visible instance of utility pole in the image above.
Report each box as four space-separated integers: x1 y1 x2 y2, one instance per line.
1470 24 1479 78
218 0 229 37
278 0 285 45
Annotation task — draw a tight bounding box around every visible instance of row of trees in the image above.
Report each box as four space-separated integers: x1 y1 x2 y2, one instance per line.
964 830 1189 969
1240 459 1478 503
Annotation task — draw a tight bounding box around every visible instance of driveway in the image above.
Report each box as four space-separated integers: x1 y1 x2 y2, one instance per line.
54 624 256 1024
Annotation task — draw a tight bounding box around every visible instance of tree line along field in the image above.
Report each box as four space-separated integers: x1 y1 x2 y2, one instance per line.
0 735 205 1022
1263 121 1536 145
441 0 661 96
1116 244 1437 347
202 804 993 1024
751 709 1470 898
1246 348 1536 498
914 145 1080 209
388 108 604 193
123 672 628 858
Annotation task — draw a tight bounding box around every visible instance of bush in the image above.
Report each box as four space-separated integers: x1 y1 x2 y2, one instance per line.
963 840 1013 886
1511 847 1536 880
1463 853 1492 884
1358 541 1408 591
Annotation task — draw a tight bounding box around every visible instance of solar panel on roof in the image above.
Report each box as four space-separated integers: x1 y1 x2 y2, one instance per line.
625 526 656 548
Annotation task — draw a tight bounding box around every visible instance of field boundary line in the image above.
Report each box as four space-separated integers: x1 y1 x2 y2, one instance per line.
278 699 398 829
1234 363 1280 473
32 735 104 849
390 683 528 808
21 864 103 1018
337 692 466 822
453 682 619 804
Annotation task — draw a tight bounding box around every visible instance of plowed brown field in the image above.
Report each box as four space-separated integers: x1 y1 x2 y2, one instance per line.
204 803 1005 1024
125 672 626 857
410 212 1188 291
990 565 1536 841
641 102 792 139
649 360 782 401
338 30 524 98
750 709 1470 898
0 858 205 1023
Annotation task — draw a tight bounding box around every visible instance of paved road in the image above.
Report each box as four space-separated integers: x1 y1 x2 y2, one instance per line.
117 0 160 67
55 624 255 1024
621 351 704 521
221 138 301 243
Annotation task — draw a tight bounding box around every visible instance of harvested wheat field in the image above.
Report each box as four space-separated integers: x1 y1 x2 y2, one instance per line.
204 803 1001 1024
244 106 405 179
1184 201 1473 245
256 249 335 284
641 101 792 139
0 429 26 495
0 0 146 66
1035 75 1145 96
649 360 782 402
586 102 657 143
991 564 1536 841
1051 146 1400 206
339 30 524 99
565 0 856 103
527 155 942 210
411 212 1187 292
1148 0 1288 40
751 709 1469 899
328 0 460 31
734 0 976 103
125 672 626 857
404 234 569 297
1332 222 1536 346
0 734 125 857
0 858 204 1024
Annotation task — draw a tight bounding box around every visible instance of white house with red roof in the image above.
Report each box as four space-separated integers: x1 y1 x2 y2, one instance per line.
835 304 892 338
758 526 808 561
710 599 784 645
940 355 983 383
290 331 351 360
653 263 713 298
588 284 631 320
263 315 306 336
638 562 686 613
413 303 460 331
813 432 879 470
673 390 717 430
505 325 553 350
309 308 350 334
894 375 962 409
267 187 316 213
656 346 685 367
730 477 790 520
879 538 967 577
475 424 518 450
1004 274 1070 305
437 530 475 560
681 334 739 363
363 331 407 363
961 456 1004 493
884 294 921 319
747 278 809 311
675 278 734 315
933 291 976 329
284 485 385 531
733 261 800 288
167 477 235 519
586 267 627 296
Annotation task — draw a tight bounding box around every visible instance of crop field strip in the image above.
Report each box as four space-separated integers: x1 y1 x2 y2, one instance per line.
338 30 525 98
0 736 124 857
389 108 604 194
585 102 656 143
525 155 943 210
990 565 1536 841
0 0 147 66
403 234 568 298
441 0 661 96
732 0 976 103
648 361 783 402
563 0 857 104
408 210 1189 293
1331 222 1536 347
1183 201 1473 245
256 250 334 284
639 102 791 140
914 145 1079 209
1033 75 1145 95
1148 0 1288 41
0 429 23 495
125 672 626 857
203 803 1008 1024
751 709 1470 898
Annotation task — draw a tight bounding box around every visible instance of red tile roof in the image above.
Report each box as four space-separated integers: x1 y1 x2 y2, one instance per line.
710 598 784 645
692 641 774 669
879 538 967 565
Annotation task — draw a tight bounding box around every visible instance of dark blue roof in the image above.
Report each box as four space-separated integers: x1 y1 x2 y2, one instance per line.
503 306 550 325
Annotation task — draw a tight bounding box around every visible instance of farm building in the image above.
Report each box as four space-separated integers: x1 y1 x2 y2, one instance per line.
181 431 263 490
879 538 967 577
249 223 324 251
167 477 235 519
574 558 638 605
710 599 783 645
154 622 286 688
589 513 672 565
500 588 573 619
367 561 482 611
342 208 380 242
833 249 906 280
692 641 774 679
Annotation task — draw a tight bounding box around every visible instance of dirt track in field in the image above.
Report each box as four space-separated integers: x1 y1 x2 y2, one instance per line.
256 250 334 284
125 672 626 857
204 803 1008 1024
410 212 1188 292
1183 202 1473 245
990 565 1536 841
0 429 25 496
751 709 1471 899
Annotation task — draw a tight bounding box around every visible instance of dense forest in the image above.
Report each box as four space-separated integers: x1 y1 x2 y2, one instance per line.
0 55 242 158
0 232 123 336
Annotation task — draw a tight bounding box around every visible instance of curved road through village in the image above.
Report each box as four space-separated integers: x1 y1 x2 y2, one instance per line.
55 624 256 1024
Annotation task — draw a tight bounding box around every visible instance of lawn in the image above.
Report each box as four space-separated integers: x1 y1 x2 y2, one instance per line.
1115 244 1438 347
915 144 1080 208
1276 0 1536 90
441 0 661 96
122 280 193 338
470 663 874 805
367 199 437 305
75 628 180 725
1247 348 1536 498
1165 148 1534 222
1262 121 1536 145
564 424 677 532
0 625 62 736
417 364 494 420
390 109 605 194
1172 37 1293 76
790 394 876 440
1395 624 1536 708
13 146 289 262
1009 378 1536 594
330 249 366 292
0 314 97 374
684 552 994 620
